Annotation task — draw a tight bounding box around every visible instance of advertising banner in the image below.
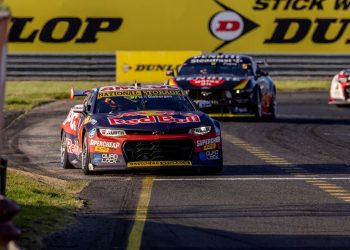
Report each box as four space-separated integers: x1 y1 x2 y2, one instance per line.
116 51 201 83
4 0 350 53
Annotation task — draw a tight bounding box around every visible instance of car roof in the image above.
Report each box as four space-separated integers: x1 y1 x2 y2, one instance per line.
97 84 182 92
183 53 254 64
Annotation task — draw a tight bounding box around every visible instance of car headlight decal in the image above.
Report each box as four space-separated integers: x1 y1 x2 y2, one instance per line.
98 129 126 137
189 126 212 135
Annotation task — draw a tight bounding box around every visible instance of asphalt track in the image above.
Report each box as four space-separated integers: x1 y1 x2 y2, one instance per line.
4 91 350 250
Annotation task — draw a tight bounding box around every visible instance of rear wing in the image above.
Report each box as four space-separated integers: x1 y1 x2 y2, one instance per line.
70 87 90 100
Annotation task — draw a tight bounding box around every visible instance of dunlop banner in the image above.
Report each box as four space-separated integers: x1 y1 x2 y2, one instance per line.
4 0 350 53
116 51 201 83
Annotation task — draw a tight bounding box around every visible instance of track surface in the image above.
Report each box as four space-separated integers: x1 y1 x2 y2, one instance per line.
5 91 350 250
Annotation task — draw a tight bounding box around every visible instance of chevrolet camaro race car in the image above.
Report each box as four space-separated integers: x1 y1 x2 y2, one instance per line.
60 84 223 175
329 69 350 106
166 53 276 119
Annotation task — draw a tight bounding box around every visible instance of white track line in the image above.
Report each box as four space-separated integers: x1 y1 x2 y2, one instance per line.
155 177 350 181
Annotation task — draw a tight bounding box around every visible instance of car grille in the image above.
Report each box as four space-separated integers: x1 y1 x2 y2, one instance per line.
189 90 226 102
125 128 189 135
123 140 193 162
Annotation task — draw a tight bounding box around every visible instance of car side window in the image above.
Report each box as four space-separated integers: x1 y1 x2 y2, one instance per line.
84 91 95 114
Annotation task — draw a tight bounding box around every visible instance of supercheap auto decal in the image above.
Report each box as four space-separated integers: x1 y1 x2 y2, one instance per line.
5 0 350 53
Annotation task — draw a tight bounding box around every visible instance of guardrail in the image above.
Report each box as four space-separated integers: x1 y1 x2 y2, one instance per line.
6 53 350 81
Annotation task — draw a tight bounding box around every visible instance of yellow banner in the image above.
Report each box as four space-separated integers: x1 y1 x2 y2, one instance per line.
5 0 350 53
116 51 201 82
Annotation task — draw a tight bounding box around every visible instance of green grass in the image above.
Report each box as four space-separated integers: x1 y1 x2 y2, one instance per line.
4 81 101 111
275 80 330 92
6 169 88 250
4 80 330 111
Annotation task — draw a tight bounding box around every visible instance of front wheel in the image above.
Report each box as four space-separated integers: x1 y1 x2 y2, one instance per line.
253 89 262 120
81 135 92 175
266 93 276 121
60 132 74 169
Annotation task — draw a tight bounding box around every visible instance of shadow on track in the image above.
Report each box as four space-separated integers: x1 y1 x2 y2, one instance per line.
43 210 350 250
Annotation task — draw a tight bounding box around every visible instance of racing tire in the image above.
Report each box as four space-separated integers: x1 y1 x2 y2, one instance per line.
253 88 262 120
82 135 92 175
200 165 223 175
60 132 75 169
265 93 276 121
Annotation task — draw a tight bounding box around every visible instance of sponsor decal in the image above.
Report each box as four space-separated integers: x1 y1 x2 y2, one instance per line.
206 150 220 160
196 136 221 147
112 111 181 118
90 119 98 125
62 110 80 132
93 154 102 163
204 143 217 151
94 146 109 153
199 152 207 161
189 78 225 87
127 160 192 167
66 138 80 155
98 90 141 98
7 0 350 54
99 85 179 92
89 128 97 138
98 89 181 99
9 17 123 44
108 115 200 125
101 154 119 164
90 139 120 149
116 51 201 83
99 129 126 137
209 1 259 51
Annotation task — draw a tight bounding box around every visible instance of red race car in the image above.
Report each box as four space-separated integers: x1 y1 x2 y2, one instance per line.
60 84 223 175
329 69 350 106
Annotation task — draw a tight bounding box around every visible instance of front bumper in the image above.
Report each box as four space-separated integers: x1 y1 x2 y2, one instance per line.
88 136 223 171
190 90 257 117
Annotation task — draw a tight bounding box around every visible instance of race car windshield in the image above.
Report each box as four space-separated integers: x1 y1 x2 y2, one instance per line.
95 94 195 114
178 63 253 76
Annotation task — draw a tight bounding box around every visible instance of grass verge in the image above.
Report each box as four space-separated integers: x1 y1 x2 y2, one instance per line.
275 80 330 92
5 80 330 111
5 81 101 111
6 169 88 250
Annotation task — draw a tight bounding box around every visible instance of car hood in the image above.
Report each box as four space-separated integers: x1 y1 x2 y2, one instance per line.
174 74 252 90
91 110 213 131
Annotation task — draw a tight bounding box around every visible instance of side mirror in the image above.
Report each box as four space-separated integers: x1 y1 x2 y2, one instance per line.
72 104 85 113
166 70 175 76
256 69 269 78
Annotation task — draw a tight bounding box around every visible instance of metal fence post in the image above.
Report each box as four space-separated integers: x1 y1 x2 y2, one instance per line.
0 157 7 196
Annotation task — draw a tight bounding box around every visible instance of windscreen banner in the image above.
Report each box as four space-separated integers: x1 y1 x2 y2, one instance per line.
116 51 201 83
4 0 350 53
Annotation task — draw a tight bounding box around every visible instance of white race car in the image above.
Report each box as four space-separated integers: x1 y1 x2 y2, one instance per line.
329 69 350 106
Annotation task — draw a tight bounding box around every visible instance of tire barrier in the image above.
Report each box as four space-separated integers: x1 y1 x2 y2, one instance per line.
0 158 6 196
0 195 21 249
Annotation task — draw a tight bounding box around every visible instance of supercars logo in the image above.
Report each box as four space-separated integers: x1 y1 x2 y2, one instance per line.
210 0 259 51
